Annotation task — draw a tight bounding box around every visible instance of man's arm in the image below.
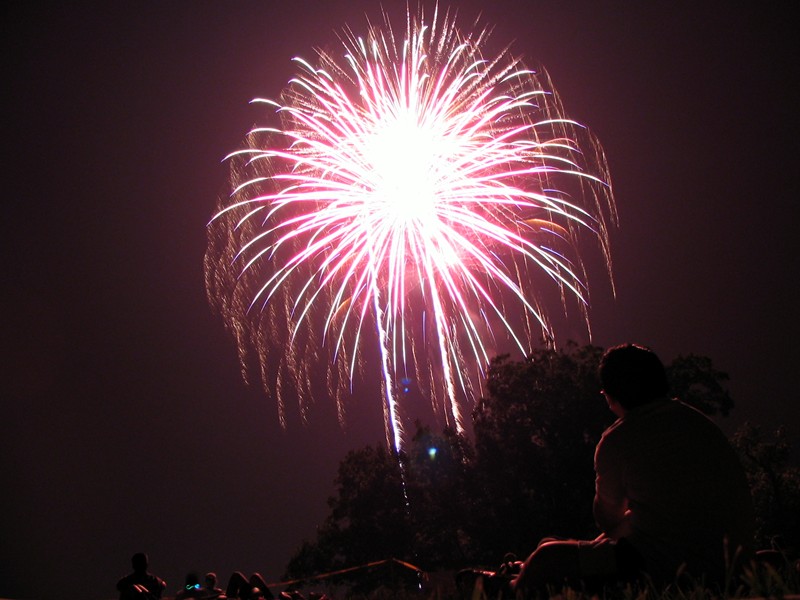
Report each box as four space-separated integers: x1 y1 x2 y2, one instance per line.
593 483 630 538
593 439 631 539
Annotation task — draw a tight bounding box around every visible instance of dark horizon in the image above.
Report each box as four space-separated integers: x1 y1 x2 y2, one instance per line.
2 2 798 599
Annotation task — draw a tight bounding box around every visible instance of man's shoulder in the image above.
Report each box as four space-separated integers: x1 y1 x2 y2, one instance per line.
141 572 167 590
601 399 726 456
599 416 627 444
612 398 698 430
118 571 165 586
596 418 627 464
597 400 673 445
601 415 624 435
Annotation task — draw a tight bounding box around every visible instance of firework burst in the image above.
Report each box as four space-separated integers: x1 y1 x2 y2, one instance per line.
205 7 616 451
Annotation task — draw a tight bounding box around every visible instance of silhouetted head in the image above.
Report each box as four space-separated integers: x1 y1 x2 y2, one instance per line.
184 572 200 588
131 552 149 573
599 344 669 410
205 573 218 588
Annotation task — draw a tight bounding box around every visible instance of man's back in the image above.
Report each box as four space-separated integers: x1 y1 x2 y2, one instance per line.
595 398 755 584
117 571 166 599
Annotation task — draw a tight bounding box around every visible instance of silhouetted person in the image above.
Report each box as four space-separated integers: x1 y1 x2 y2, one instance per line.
204 572 226 599
225 572 273 599
175 572 204 600
117 552 167 600
513 344 755 595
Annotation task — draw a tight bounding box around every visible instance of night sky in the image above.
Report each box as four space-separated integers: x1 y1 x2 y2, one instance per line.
2 2 798 599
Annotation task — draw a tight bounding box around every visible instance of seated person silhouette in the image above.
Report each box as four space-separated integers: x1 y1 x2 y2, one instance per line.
513 344 755 595
203 572 226 599
116 552 167 600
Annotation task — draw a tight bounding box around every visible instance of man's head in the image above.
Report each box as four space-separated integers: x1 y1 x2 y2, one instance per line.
131 552 149 573
205 573 218 589
599 344 669 410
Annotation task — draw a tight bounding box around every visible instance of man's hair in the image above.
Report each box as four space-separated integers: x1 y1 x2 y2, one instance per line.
599 344 670 409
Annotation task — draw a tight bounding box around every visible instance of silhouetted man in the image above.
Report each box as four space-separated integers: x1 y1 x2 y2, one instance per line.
204 572 226 599
513 344 755 594
117 552 167 600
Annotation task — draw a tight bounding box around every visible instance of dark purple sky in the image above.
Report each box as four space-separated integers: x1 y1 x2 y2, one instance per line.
2 2 798 599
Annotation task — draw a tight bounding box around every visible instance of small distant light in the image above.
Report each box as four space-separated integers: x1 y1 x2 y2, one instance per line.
428 447 437 459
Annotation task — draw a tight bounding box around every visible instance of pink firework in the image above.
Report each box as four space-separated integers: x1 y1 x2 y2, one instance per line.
205 7 616 451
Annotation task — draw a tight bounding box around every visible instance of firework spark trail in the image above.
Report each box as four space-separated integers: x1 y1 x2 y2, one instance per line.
205 7 617 451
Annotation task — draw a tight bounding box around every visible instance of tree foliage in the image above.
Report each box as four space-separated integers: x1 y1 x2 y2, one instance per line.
731 424 800 550
286 444 411 580
469 343 612 559
666 354 734 416
285 426 477 584
404 424 478 567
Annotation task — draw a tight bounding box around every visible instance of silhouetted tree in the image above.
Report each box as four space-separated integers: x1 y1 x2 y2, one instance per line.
284 444 412 585
405 424 477 568
285 425 480 585
666 353 734 416
731 423 800 551
469 343 612 560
